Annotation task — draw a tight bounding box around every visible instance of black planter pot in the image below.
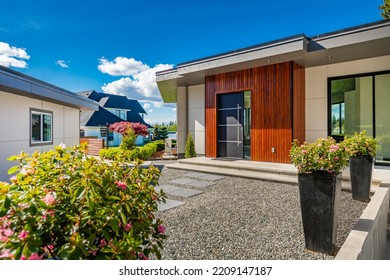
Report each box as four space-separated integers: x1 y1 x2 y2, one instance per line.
298 172 342 255
349 156 373 202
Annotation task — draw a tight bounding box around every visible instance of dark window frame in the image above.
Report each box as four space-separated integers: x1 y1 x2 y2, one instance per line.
327 70 390 165
29 108 53 147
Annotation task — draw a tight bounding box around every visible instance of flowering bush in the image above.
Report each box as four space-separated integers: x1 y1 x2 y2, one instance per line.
0 144 167 260
290 137 348 174
343 130 377 158
109 122 149 150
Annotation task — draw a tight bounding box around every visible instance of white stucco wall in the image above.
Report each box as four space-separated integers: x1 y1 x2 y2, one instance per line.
305 55 390 143
0 91 80 181
188 84 205 155
176 86 187 155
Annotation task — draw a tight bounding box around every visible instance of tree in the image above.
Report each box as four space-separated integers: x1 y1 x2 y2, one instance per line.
185 134 196 158
380 0 390 19
153 126 169 140
109 122 148 150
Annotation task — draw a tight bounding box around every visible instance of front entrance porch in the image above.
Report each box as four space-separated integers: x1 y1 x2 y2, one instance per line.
167 157 390 192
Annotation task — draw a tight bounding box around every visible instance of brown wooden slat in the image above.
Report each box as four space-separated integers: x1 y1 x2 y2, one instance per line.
205 61 305 163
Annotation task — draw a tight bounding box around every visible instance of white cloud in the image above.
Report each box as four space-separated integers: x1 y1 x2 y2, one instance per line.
56 60 69 68
0 42 30 68
143 103 151 110
148 109 154 113
98 57 149 76
99 57 173 102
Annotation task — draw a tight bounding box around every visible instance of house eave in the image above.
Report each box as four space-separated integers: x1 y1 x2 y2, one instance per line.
156 19 390 103
0 65 99 111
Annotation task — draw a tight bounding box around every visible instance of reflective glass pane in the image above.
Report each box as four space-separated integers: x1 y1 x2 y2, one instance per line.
31 113 41 141
375 73 390 163
330 77 373 138
43 114 52 142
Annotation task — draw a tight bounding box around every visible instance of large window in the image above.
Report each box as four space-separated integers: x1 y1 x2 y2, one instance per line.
329 71 390 164
30 109 53 146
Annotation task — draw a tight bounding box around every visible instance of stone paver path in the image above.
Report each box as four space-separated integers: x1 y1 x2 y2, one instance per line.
157 171 225 211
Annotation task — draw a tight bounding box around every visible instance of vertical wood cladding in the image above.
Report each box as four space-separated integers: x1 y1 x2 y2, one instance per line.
205 61 305 163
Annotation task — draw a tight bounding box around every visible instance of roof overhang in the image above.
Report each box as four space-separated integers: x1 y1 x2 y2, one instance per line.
0 66 98 111
157 20 390 103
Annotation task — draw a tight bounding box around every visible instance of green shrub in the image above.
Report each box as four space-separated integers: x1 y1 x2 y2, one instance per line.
100 143 158 161
153 140 165 151
120 130 136 150
343 130 377 158
185 134 196 158
0 144 167 260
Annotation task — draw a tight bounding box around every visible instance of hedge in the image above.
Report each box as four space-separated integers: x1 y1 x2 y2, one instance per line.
100 142 158 161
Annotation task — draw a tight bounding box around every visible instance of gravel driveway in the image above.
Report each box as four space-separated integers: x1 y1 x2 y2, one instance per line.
152 161 366 260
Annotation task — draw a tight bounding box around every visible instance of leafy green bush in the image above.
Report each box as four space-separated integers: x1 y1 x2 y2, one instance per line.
290 137 348 174
153 140 165 151
100 142 158 161
185 134 196 158
0 144 167 260
343 130 377 158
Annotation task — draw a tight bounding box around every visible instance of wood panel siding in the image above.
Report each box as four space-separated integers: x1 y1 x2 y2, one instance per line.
205 61 305 163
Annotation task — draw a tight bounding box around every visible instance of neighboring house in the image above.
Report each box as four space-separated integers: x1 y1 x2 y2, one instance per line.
0 65 98 181
157 19 390 165
78 90 151 146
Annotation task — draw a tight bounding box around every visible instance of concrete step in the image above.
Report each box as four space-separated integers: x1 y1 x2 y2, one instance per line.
168 161 380 193
176 158 382 186
168 162 298 185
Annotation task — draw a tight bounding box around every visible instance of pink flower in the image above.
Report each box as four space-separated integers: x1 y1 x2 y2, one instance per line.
3 228 14 237
59 143 66 149
18 230 29 240
0 249 12 259
138 252 149 260
99 239 107 248
43 193 56 205
123 223 132 232
47 245 54 251
302 150 307 154
10 176 17 183
157 224 166 234
88 249 98 256
318 143 322 147
334 156 339 161
42 210 55 220
28 253 43 260
116 181 127 190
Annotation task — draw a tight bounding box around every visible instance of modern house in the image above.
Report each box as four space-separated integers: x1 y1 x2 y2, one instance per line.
0 65 98 181
78 90 151 146
156 19 390 165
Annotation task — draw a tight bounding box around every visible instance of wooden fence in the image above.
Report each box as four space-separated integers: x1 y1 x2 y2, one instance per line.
80 138 105 156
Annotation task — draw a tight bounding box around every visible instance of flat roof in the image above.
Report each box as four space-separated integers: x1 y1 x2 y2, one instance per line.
157 19 390 103
0 65 98 111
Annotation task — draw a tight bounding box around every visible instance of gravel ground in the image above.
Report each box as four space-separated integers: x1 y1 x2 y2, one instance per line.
150 160 367 260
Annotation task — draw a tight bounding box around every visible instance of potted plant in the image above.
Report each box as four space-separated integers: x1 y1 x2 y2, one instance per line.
343 130 376 202
290 137 348 255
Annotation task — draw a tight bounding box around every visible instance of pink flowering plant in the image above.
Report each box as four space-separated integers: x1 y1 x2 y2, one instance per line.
343 130 377 158
0 144 167 260
290 137 348 174
109 122 149 150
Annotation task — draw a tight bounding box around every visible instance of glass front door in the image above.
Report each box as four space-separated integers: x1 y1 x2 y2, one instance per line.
217 92 244 159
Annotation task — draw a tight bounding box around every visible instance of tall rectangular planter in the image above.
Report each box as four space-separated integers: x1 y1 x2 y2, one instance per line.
298 173 342 255
349 156 373 202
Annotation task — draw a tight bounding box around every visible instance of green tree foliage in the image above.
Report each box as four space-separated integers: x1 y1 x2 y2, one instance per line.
0 144 167 260
185 134 197 158
380 0 390 18
153 127 169 141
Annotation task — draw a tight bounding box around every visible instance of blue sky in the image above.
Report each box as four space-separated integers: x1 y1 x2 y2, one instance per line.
0 0 385 124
